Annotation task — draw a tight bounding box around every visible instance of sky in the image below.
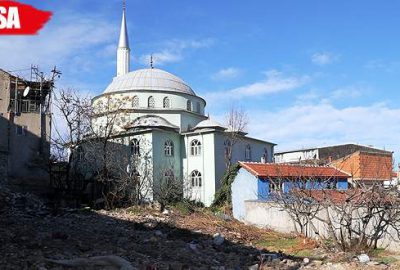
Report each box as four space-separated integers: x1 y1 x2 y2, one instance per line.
1 0 400 162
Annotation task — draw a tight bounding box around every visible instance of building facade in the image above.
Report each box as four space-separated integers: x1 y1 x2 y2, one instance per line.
231 162 349 220
0 68 53 187
86 8 276 206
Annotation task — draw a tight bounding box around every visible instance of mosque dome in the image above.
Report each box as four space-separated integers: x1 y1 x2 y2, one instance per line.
104 68 196 96
193 118 227 131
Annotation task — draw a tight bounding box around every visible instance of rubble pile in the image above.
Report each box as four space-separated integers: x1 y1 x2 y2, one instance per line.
0 186 398 269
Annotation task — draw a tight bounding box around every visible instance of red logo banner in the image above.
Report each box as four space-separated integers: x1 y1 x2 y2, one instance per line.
0 1 52 35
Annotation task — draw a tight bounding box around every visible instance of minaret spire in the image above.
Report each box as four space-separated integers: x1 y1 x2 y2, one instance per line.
117 0 130 77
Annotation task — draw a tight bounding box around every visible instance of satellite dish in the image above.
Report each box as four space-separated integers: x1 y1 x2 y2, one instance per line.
23 86 30 97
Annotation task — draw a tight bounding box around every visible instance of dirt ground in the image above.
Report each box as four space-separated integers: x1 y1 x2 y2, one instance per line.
1 187 400 269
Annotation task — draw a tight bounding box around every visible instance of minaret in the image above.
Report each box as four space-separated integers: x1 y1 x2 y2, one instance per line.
117 1 130 77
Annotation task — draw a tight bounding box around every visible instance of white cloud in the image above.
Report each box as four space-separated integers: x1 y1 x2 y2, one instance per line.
212 67 241 80
224 70 309 98
0 13 116 72
247 102 400 155
311 52 338 66
139 38 214 66
330 86 362 100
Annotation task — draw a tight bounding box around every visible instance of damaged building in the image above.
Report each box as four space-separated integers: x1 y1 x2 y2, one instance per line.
0 67 59 189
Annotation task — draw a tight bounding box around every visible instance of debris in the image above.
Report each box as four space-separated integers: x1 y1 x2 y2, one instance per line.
213 233 225 245
358 254 370 263
45 255 136 270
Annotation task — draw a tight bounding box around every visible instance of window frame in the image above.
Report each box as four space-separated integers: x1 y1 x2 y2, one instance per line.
148 96 155 108
163 97 170 108
132 95 139 108
130 138 140 156
190 139 201 156
190 170 202 187
164 139 174 156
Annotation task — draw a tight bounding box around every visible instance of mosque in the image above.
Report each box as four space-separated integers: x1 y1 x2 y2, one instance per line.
90 6 275 206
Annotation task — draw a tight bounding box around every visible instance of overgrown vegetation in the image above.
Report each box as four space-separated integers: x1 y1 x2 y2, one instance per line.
211 163 241 209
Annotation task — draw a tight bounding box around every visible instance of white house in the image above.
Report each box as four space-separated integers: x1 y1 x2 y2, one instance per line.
87 6 276 206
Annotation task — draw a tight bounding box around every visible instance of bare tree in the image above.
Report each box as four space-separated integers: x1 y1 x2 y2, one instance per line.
270 162 400 252
224 106 248 169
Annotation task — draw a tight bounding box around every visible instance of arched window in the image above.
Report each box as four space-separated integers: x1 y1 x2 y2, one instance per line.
196 102 201 113
191 170 202 187
132 96 139 108
245 144 252 160
130 139 140 156
164 170 174 183
163 97 170 108
186 100 192 111
148 96 155 108
190 139 201 156
164 139 174 156
224 139 231 157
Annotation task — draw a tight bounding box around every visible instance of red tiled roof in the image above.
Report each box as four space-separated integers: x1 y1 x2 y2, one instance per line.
239 162 350 178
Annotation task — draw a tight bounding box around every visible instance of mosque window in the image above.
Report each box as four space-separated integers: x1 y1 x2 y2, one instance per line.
224 139 231 157
164 170 175 184
132 96 139 108
187 100 192 111
245 144 252 161
190 139 201 156
196 102 201 113
163 97 170 108
191 170 202 187
164 139 174 156
130 139 140 156
148 96 155 108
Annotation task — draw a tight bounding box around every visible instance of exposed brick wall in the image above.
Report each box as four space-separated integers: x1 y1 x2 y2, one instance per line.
331 151 392 181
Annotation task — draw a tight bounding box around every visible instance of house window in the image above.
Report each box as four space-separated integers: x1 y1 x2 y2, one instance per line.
164 170 174 183
196 102 201 113
148 96 155 108
132 96 139 108
163 97 170 108
164 139 174 156
190 139 201 156
191 170 202 187
130 139 140 156
187 100 192 111
245 144 252 160
16 125 27 136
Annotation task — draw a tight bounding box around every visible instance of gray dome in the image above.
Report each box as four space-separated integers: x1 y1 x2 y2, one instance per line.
125 115 179 130
104 68 195 95
193 118 226 130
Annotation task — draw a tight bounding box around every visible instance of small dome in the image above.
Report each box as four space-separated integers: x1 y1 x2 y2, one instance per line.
125 115 179 131
193 118 226 130
104 68 195 95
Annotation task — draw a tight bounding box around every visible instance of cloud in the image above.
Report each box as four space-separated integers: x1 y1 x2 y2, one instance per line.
211 70 309 99
0 13 117 73
212 67 242 80
247 102 400 155
330 86 362 100
139 38 214 66
311 52 338 66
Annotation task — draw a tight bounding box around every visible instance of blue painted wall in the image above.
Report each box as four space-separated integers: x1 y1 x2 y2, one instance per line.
256 177 348 200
